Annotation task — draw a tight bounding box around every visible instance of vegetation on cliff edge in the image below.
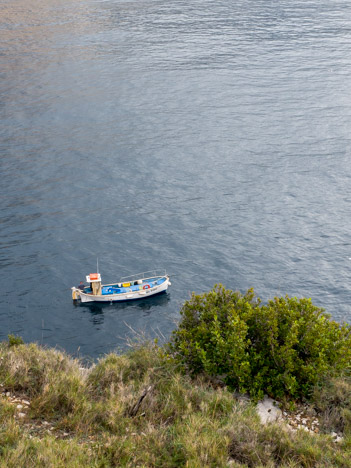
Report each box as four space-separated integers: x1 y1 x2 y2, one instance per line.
168 285 351 400
0 286 350 467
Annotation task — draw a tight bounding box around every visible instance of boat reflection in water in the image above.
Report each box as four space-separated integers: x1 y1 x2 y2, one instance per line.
76 289 171 325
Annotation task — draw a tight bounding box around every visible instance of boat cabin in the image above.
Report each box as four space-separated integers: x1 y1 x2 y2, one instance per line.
86 273 102 295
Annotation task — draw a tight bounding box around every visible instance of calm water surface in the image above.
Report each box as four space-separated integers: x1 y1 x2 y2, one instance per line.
1 0 351 357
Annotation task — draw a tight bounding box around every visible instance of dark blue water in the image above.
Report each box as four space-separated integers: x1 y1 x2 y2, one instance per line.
1 0 351 357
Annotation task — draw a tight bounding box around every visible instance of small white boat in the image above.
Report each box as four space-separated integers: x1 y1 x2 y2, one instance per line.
71 270 171 303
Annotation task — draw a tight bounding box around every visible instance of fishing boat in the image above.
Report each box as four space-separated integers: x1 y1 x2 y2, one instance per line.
71 270 171 303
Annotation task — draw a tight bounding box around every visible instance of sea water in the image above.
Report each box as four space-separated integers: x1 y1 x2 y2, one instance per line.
1 0 351 357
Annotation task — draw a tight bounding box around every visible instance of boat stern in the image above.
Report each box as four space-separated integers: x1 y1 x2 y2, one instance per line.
71 287 80 301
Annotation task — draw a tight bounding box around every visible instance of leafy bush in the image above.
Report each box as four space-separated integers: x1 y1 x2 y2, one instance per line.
168 285 351 400
7 335 24 347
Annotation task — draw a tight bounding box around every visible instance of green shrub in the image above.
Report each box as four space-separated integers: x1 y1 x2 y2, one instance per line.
7 335 24 348
169 285 351 400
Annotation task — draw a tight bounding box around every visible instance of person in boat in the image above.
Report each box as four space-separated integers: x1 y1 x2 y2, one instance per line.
78 281 85 291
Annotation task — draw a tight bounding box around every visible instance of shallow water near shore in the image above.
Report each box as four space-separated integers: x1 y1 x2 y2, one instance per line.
1 0 351 357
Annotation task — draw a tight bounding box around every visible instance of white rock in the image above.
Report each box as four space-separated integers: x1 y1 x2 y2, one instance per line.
16 404 23 409
330 432 343 442
256 397 282 424
17 412 25 418
298 425 310 432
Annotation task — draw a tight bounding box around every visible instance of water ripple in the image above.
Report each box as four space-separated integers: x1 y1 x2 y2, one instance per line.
1 0 351 356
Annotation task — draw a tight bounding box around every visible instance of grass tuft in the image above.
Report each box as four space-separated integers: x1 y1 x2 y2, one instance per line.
0 343 80 397
312 375 351 435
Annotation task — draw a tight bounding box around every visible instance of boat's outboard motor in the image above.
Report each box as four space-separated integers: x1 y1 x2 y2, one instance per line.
72 289 80 301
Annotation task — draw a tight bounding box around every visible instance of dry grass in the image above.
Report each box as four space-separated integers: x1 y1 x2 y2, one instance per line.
312 375 351 436
0 339 350 467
